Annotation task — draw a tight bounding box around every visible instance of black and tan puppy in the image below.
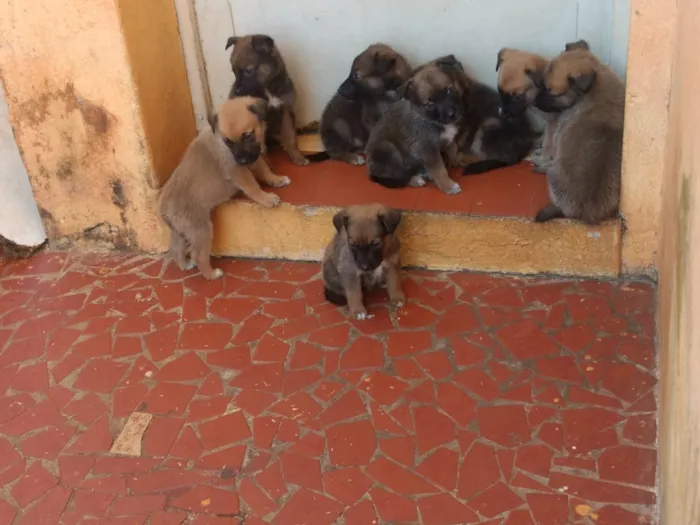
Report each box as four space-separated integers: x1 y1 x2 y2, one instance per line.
323 204 405 320
318 43 411 165
226 34 311 166
365 55 467 195
159 96 290 280
532 40 624 224
495 48 557 173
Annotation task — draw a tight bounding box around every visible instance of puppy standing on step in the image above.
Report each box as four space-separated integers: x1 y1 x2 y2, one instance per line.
159 97 290 280
226 34 310 166
318 43 411 165
533 40 624 224
495 48 557 173
365 55 467 195
323 204 405 320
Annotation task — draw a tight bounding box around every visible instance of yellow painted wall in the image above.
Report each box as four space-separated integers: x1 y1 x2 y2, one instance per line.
0 0 195 251
620 0 677 276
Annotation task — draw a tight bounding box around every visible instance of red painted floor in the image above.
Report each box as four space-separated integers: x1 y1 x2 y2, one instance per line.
0 252 657 525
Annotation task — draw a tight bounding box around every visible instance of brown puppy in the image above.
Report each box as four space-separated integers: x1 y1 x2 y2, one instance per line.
226 34 310 166
365 55 468 194
159 96 290 280
322 204 404 320
533 40 625 224
496 48 557 172
318 43 411 165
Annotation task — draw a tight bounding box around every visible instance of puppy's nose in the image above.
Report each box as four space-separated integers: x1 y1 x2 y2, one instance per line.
446 108 456 119
234 87 244 96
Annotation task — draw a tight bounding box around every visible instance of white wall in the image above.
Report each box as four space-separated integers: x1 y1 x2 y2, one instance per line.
0 84 46 247
195 0 630 126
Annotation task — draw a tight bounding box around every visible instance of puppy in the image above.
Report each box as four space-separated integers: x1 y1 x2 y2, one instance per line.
159 97 290 280
226 34 310 166
322 204 405 320
495 48 557 173
318 43 411 165
365 55 467 195
532 40 625 224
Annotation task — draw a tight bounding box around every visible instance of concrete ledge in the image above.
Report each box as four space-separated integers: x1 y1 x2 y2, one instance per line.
212 201 622 277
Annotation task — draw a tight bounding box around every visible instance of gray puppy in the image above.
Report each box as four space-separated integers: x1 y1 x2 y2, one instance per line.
322 204 404 320
533 40 624 224
317 43 411 165
365 55 468 195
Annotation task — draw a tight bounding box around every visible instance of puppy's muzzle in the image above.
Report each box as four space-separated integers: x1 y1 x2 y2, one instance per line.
231 143 262 166
534 91 563 114
499 91 527 117
338 77 360 100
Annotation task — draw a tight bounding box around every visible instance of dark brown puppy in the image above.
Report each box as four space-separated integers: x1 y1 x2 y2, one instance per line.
226 34 310 166
159 96 290 280
365 55 467 195
496 48 557 173
319 43 411 165
323 204 404 320
533 40 625 224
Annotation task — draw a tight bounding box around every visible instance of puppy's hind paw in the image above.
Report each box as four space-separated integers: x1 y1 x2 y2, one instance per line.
203 268 224 281
350 154 366 166
352 310 374 321
535 203 565 223
408 176 427 188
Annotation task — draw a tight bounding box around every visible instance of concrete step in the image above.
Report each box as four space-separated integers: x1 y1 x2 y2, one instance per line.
211 140 621 278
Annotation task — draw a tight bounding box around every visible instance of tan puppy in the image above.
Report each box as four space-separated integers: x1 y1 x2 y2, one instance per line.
533 40 624 224
322 204 404 320
159 96 290 280
496 48 557 171
226 34 311 166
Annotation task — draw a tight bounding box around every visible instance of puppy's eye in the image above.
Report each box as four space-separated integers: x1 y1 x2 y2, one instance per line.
223 138 235 147
244 65 256 75
242 131 254 140
352 69 361 80
445 87 453 95
371 240 382 247
426 100 434 107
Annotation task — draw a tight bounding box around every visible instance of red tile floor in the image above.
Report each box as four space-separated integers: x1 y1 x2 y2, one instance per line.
265 152 551 217
0 251 658 525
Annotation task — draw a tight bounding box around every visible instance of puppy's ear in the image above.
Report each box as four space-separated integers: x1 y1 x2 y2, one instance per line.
252 35 274 54
248 98 269 121
565 39 590 52
378 208 402 235
568 70 597 93
526 68 544 87
225 36 238 51
374 52 397 72
435 54 459 69
208 112 219 134
332 211 349 233
496 49 506 71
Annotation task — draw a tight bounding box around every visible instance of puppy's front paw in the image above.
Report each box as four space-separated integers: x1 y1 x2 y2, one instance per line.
271 175 291 188
391 294 406 309
444 181 462 195
349 154 366 166
204 268 224 281
352 309 373 321
408 176 427 187
259 192 282 208
291 155 311 166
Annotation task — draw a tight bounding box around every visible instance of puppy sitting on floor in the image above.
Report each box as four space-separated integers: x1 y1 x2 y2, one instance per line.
159 96 290 280
495 48 557 173
532 40 624 225
323 204 405 320
317 43 411 165
226 34 311 166
457 54 539 175
365 55 467 195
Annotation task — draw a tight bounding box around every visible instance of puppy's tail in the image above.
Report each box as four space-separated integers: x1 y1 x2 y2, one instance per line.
368 141 414 188
462 159 511 176
324 287 348 306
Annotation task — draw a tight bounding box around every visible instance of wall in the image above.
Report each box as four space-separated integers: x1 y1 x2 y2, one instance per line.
0 0 196 252
0 82 45 247
196 0 629 122
657 0 700 521
620 0 677 276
